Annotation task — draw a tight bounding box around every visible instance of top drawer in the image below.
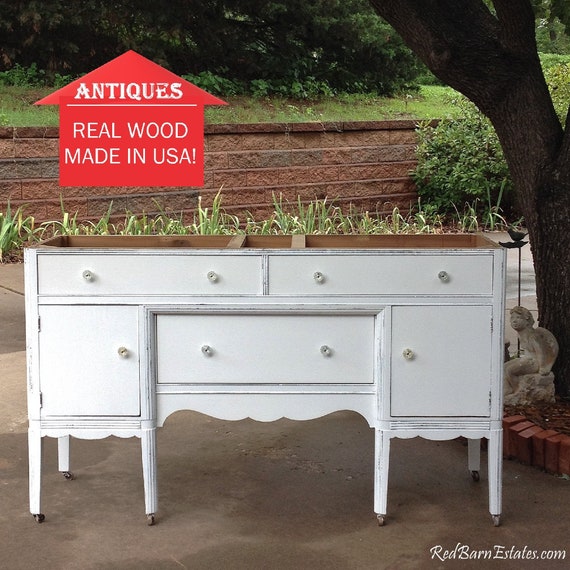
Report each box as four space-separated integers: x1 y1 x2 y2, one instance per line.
268 254 495 296
37 254 262 296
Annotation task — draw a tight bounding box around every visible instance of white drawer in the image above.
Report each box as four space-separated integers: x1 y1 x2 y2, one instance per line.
268 254 494 295
156 313 376 384
37 254 262 296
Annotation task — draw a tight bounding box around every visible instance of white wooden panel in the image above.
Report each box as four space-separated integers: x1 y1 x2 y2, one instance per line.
268 254 493 295
390 305 492 416
156 314 376 384
38 255 262 295
39 305 140 416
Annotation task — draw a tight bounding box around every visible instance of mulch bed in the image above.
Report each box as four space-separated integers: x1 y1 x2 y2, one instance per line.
504 396 570 437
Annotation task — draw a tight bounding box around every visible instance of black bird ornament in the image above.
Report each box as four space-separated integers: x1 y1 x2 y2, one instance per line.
507 227 528 242
499 227 528 248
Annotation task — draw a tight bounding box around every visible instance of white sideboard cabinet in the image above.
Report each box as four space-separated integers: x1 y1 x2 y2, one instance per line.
25 234 506 526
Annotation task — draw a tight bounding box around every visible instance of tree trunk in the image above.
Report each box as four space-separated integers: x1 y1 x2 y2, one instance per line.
369 0 570 396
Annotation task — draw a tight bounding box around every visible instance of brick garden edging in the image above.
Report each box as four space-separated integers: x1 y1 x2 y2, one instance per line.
503 415 570 476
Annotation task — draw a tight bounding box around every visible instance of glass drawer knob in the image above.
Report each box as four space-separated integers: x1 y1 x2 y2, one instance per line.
320 345 332 357
207 271 219 283
82 270 94 281
201 345 214 356
117 346 129 358
438 271 450 282
313 271 325 283
402 348 415 360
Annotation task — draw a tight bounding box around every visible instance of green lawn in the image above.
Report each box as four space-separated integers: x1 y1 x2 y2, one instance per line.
1 85 462 127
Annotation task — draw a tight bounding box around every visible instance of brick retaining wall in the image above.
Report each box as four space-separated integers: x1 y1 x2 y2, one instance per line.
0 120 418 223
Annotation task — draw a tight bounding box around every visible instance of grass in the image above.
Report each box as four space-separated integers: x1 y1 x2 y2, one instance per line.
1 85 461 127
0 86 60 126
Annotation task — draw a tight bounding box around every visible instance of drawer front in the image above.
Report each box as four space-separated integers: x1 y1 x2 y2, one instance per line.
156 313 376 384
37 255 262 296
268 254 494 295
39 305 140 417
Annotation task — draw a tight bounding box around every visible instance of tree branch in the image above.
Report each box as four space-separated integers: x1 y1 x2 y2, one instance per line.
493 0 538 54
368 0 543 113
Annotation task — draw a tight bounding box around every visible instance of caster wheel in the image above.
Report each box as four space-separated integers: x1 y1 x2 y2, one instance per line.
471 470 480 482
62 471 75 480
147 514 156 526
492 515 501 527
377 515 385 527
33 514 45 523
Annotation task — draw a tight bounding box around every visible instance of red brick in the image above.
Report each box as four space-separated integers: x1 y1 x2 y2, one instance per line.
545 434 565 474
508 421 535 458
502 415 527 428
342 131 391 146
204 152 228 170
558 435 570 476
515 425 544 465
15 138 58 158
212 170 248 189
240 133 278 150
0 139 14 159
389 129 418 145
532 429 559 468
503 415 530 457
206 134 243 152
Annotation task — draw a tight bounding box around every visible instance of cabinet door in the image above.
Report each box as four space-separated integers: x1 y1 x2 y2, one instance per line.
38 305 140 417
390 305 492 417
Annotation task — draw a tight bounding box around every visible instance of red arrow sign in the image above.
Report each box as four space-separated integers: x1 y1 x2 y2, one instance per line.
36 50 227 187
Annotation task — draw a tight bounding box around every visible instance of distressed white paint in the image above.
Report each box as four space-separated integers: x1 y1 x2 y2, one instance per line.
25 235 506 524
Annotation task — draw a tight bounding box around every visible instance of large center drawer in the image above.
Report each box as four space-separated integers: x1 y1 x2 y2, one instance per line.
267 254 494 296
155 313 377 384
37 254 263 296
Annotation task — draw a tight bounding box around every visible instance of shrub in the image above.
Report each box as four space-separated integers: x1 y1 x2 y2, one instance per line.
0 203 37 260
540 53 570 71
544 62 570 122
411 96 513 220
0 63 46 86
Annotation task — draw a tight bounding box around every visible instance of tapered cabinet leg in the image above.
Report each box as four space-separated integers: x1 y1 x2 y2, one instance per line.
141 428 158 525
374 429 390 525
28 425 44 522
488 429 503 525
468 438 481 482
57 436 74 480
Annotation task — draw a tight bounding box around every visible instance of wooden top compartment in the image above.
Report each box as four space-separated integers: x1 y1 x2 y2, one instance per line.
34 233 500 250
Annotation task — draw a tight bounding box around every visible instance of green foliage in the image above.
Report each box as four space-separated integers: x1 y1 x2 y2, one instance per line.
411 96 513 218
534 0 570 53
0 0 421 97
2 191 512 259
0 63 45 86
544 62 570 121
182 71 245 97
0 203 38 260
188 192 240 235
539 53 570 70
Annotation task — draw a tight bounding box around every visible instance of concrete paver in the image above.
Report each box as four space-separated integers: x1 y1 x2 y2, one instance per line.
0 235 568 569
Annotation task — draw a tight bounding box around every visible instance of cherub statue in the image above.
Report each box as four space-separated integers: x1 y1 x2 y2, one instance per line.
504 306 559 404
